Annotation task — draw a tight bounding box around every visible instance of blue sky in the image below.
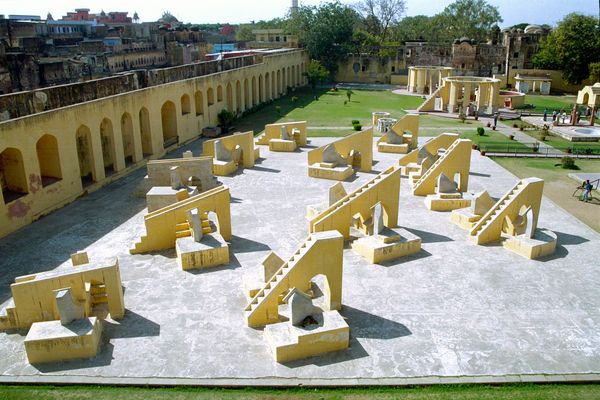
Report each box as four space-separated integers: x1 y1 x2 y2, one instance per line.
0 0 596 26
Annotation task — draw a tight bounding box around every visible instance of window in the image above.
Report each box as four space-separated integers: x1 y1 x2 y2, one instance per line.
391 66 395 72
513 52 519 58
361 65 366 72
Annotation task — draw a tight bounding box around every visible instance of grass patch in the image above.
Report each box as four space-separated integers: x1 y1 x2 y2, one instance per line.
419 115 484 137
234 87 423 135
459 129 530 152
521 94 577 113
519 128 600 155
3 384 600 400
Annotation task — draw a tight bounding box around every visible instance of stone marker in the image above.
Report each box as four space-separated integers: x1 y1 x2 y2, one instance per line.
322 144 347 166
70 251 89 266
54 288 85 325
437 173 458 193
187 208 203 242
214 140 231 162
280 125 289 140
170 166 183 190
262 251 285 282
328 182 347 206
371 202 384 235
471 191 495 215
285 288 318 326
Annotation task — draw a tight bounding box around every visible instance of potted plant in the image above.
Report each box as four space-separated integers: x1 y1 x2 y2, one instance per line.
509 134 514 140
513 123 518 128
486 122 491 128
532 142 540 153
492 125 497 130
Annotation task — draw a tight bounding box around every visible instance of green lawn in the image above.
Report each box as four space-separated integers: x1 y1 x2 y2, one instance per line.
419 115 484 137
3 384 600 400
516 122 600 154
233 87 423 135
521 94 578 113
459 128 530 152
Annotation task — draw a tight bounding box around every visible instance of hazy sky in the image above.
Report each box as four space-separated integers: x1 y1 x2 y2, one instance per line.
1 0 596 27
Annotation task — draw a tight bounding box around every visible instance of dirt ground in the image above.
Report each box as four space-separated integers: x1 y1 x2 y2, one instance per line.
492 158 600 233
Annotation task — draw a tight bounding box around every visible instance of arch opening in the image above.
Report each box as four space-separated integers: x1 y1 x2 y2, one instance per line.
207 88 215 105
0 147 28 204
139 107 153 157
100 118 116 176
121 112 136 167
161 101 178 147
76 125 95 187
195 91 204 116
36 134 62 187
181 94 191 115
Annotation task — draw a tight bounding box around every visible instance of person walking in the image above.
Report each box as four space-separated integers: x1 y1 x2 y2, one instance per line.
543 108 548 122
582 180 593 202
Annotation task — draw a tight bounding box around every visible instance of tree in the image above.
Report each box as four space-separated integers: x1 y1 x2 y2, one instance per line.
533 13 600 85
287 1 359 73
391 15 441 42
436 0 503 42
355 0 406 42
160 11 178 23
303 60 330 98
236 24 255 41
590 61 600 83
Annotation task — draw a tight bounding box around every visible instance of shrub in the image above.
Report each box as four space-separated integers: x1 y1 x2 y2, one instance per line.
351 120 360 125
217 109 234 129
560 156 576 169
353 123 362 131
476 127 485 136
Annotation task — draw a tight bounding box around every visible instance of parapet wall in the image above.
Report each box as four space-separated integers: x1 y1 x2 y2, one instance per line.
0 54 262 122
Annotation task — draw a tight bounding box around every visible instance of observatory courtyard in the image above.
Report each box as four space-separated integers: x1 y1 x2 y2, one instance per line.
0 132 599 385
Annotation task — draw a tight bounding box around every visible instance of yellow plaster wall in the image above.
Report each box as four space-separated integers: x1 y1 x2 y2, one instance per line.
309 165 401 238
470 177 544 245
0 50 309 239
245 231 344 328
377 114 419 148
398 133 459 169
412 139 472 196
202 131 256 168
257 121 308 146
1 260 124 330
307 129 373 172
131 185 232 254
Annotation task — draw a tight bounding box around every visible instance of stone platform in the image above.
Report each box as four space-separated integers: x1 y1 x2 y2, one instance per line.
0 137 600 385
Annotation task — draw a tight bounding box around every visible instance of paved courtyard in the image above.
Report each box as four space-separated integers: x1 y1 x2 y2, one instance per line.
0 137 599 385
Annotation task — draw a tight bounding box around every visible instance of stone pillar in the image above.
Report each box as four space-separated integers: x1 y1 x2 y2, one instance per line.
462 82 472 112
428 73 435 95
416 69 426 94
408 68 415 92
488 82 499 114
447 82 458 113
476 83 488 113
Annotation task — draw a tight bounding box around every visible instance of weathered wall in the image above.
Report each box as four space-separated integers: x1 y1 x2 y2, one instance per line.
0 73 143 121
0 49 309 238
0 53 264 121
